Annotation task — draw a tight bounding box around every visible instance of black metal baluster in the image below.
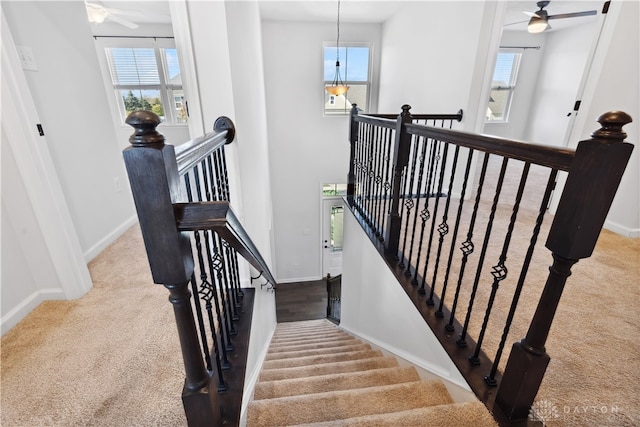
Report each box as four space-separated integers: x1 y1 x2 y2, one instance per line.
470 162 530 366
217 146 231 201
485 169 558 386
404 136 429 277
398 135 421 269
355 124 366 214
380 128 393 242
447 152 489 333
458 156 509 348
366 124 377 227
412 137 438 289
192 164 232 370
437 146 473 318
427 141 456 308
419 140 445 296
372 125 385 237
223 240 242 306
182 173 215 375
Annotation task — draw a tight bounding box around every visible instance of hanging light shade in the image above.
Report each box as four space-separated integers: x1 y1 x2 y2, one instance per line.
528 10 550 33
326 0 349 96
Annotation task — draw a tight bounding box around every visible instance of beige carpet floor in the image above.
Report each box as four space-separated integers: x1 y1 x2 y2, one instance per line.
247 319 497 426
1 206 638 426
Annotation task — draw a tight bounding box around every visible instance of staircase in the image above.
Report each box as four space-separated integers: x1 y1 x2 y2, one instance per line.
247 320 497 426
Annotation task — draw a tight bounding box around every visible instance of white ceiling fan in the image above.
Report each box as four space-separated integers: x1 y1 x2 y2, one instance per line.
85 1 143 29
505 1 598 33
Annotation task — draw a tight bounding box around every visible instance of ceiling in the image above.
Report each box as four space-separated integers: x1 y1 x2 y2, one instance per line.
92 0 602 32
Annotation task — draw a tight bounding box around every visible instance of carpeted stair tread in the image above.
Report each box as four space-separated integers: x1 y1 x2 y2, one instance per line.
267 338 363 354
271 330 350 342
269 333 356 347
247 380 454 425
294 401 498 427
253 366 421 399
258 356 399 381
262 349 383 370
265 343 371 361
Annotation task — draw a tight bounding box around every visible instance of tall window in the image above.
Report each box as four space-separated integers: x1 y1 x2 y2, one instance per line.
486 50 522 122
323 44 371 115
97 38 186 125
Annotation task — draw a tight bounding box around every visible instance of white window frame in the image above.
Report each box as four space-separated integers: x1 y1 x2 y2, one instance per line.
486 49 522 123
94 37 186 127
323 42 373 116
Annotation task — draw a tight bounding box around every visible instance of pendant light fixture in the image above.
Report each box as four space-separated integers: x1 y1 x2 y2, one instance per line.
326 0 349 96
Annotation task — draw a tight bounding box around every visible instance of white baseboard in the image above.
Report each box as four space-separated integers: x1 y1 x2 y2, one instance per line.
339 324 472 393
1 288 66 336
276 275 323 284
604 219 640 238
239 322 276 427
83 215 138 262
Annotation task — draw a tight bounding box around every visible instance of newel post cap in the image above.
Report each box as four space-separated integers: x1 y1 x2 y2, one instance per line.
591 111 633 141
126 110 165 147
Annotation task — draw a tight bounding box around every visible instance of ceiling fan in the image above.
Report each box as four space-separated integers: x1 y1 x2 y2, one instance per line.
506 1 598 33
85 1 143 29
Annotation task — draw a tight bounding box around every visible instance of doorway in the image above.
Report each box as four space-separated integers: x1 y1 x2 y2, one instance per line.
322 198 345 278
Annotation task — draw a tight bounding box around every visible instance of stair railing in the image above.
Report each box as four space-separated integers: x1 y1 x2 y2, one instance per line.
347 104 633 424
123 111 275 426
325 273 342 324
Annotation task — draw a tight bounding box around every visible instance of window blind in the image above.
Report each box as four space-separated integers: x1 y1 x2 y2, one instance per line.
106 48 160 86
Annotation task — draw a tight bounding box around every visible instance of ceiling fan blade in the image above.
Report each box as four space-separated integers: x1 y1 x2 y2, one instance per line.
107 13 139 29
548 10 597 20
105 7 144 18
504 19 529 27
522 11 541 18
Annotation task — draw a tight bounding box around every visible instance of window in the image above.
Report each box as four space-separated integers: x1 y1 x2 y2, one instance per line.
323 44 371 115
322 183 347 197
98 38 186 125
486 50 522 122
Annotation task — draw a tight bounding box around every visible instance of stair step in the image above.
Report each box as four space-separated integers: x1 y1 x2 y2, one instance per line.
265 343 371 361
267 338 362 354
247 380 454 426
271 329 346 341
253 366 420 400
261 349 382 370
294 401 498 426
269 332 354 346
258 356 399 382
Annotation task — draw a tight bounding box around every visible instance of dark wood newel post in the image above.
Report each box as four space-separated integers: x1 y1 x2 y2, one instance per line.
347 104 359 202
384 104 413 257
123 111 218 425
495 111 634 421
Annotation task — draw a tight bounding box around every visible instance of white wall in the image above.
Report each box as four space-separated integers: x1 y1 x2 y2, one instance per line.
554 0 639 237
261 20 382 283
2 1 137 261
523 21 599 146
377 1 487 126
340 207 470 389
483 30 547 140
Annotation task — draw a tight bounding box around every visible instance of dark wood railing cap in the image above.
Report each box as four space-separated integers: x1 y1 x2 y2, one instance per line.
591 110 633 141
214 116 236 144
401 104 412 116
125 110 165 147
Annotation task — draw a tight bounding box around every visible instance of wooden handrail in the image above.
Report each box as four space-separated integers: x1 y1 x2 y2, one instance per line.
175 116 235 176
174 201 277 286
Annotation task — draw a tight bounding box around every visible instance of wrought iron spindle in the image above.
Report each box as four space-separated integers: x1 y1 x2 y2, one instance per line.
223 240 242 306
485 169 558 386
419 140 445 295
405 136 429 277
458 156 509 348
218 146 231 201
470 162 530 365
437 147 474 319
183 173 214 374
366 124 377 227
380 128 394 242
192 164 233 363
398 135 421 269
447 152 490 333
426 141 457 308
412 137 438 289
372 126 385 237
184 171 230 381
355 124 366 213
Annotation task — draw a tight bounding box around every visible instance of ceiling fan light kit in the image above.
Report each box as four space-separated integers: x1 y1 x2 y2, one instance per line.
508 0 597 34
